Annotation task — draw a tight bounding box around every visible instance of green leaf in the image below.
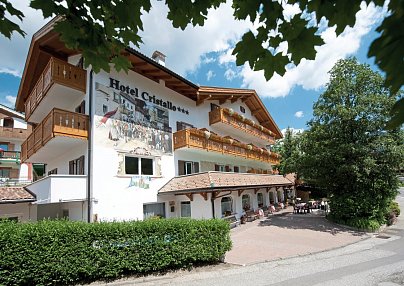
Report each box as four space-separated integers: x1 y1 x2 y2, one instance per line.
386 97 404 129
254 51 288 78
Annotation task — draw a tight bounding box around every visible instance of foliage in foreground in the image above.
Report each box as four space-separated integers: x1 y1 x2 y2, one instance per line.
0 219 231 286
298 58 404 227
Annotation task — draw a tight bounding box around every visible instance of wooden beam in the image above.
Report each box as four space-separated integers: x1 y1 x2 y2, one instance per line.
219 98 227 105
132 62 148 68
159 75 173 80
251 109 261 116
266 187 270 193
211 191 220 200
185 193 193 201
254 188 260 194
141 68 161 74
231 97 239 103
197 94 211 106
238 190 244 197
200 192 208 201
241 96 251 102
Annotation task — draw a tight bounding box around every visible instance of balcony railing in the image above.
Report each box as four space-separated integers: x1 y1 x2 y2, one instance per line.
24 57 86 120
0 151 20 160
209 108 276 144
174 128 280 165
21 109 89 162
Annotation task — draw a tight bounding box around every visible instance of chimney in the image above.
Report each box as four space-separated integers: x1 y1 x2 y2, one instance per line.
151 50 166 67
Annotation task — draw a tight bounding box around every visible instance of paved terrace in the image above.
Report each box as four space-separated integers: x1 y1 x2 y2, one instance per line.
225 207 367 265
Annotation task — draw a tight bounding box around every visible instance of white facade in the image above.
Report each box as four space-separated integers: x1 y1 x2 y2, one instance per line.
21 47 287 222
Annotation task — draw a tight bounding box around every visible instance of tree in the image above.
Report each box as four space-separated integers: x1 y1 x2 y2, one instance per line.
298 58 403 227
273 127 302 175
0 0 402 126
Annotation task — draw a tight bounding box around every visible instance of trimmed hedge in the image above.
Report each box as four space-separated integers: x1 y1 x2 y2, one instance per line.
0 219 232 285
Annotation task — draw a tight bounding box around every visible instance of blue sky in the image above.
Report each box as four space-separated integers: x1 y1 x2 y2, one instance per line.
0 1 385 133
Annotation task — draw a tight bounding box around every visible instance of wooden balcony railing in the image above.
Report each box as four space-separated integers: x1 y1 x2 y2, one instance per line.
0 151 21 160
174 128 280 165
209 108 276 144
24 57 86 120
21 109 89 162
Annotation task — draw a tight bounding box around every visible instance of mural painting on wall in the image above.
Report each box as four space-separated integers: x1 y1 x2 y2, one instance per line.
95 82 172 155
128 175 151 189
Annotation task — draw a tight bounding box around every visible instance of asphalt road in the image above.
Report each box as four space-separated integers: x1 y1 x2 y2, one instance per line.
102 187 404 286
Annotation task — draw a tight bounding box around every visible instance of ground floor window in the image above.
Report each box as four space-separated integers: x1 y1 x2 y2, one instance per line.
143 203 165 219
181 201 191 217
242 194 251 210
221 196 233 216
257 192 264 207
0 168 10 178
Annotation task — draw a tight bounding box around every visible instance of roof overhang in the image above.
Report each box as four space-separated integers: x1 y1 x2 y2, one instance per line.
197 86 283 139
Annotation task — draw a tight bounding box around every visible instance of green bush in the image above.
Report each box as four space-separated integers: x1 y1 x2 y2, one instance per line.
327 214 381 232
389 201 400 217
0 218 231 285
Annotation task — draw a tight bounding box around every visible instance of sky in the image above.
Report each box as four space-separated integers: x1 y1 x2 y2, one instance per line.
0 1 387 134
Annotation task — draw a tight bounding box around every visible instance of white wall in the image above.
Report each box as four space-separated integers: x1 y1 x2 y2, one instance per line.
37 201 86 221
0 203 37 221
45 144 87 174
27 175 87 203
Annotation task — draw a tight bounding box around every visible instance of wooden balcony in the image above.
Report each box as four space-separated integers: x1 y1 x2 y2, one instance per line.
21 109 89 162
173 128 280 165
24 57 86 122
0 151 21 160
0 127 31 140
209 108 276 145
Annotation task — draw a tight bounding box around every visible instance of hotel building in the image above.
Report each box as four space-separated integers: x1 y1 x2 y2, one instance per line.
16 19 293 222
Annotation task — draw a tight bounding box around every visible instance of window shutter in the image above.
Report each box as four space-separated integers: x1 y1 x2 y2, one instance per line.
8 143 14 151
177 121 183 131
178 160 185 175
69 160 74 175
225 165 230 172
193 162 199 173
79 156 85 175
215 164 219 171
80 100 85 114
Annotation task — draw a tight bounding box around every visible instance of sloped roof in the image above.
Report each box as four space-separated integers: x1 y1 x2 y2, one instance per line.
159 172 293 195
0 187 36 204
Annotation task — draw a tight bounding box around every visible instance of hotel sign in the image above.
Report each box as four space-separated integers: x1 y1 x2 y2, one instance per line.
109 78 189 115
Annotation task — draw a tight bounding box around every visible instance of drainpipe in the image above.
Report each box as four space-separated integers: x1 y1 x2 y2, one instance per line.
87 70 93 223
211 195 215 219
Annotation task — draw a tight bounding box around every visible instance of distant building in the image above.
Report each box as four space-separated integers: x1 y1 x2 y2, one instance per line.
0 104 36 221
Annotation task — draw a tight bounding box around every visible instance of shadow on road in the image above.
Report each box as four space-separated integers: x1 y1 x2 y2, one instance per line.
258 213 365 236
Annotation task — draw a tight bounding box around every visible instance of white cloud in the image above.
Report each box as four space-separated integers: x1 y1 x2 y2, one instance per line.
281 128 304 136
206 70 215 81
294 111 304 118
236 2 386 98
0 2 48 76
139 0 251 76
224 68 237 81
0 94 17 108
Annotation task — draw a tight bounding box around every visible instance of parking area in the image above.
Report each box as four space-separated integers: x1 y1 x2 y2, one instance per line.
225 207 367 265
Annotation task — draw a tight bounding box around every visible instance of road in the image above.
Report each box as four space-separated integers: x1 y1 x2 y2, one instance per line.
96 187 404 286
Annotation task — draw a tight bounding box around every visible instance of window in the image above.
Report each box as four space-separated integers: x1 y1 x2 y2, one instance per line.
103 105 108 113
48 168 57 175
75 100 85 114
242 194 251 210
3 118 13 128
240 106 246 113
0 143 8 151
215 164 225 172
178 160 199 175
143 203 165 219
69 156 85 175
257 192 264 207
181 201 191 217
269 192 275 204
113 92 120 103
234 166 240 173
0 168 10 178
176 121 194 131
211 103 219 111
221 197 233 216
62 209 69 219
125 156 154 175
